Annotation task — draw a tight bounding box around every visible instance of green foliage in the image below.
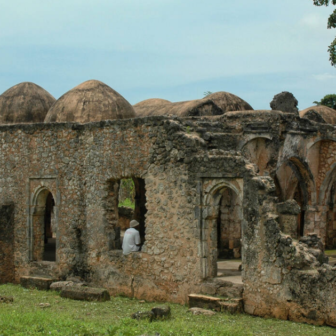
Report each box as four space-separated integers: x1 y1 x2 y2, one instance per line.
118 198 135 209
0 284 335 335
203 91 213 97
313 94 336 109
118 179 135 209
312 0 336 65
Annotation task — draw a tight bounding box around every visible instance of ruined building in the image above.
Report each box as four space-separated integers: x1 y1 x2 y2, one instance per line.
1 80 336 326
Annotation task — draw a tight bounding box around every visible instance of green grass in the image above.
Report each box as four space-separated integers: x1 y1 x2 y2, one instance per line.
118 198 135 210
325 250 336 256
0 284 336 336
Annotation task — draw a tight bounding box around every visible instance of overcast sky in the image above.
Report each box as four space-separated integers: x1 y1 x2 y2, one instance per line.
0 0 335 110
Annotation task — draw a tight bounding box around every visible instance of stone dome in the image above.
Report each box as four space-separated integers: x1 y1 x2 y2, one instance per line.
206 91 253 112
45 80 136 123
133 98 172 116
300 105 336 125
134 98 222 117
0 82 56 124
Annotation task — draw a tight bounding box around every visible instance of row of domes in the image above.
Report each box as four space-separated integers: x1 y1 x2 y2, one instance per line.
0 80 136 124
0 80 335 125
0 80 254 124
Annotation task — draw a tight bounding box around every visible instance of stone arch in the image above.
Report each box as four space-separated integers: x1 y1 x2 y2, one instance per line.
276 157 316 238
318 164 336 248
319 163 336 206
276 156 316 205
306 136 336 151
202 179 243 279
240 137 275 176
30 187 57 262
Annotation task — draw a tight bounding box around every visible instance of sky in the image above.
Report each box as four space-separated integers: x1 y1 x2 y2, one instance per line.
0 0 336 110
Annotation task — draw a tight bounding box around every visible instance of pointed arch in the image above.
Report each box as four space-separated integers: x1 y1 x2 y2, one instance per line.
29 187 57 262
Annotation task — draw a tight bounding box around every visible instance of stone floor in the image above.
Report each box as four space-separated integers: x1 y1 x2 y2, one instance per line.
217 259 242 284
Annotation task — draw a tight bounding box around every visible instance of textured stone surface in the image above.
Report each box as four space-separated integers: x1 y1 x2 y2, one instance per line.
60 286 110 302
20 276 55 290
0 296 13 303
0 82 55 124
270 91 299 114
188 307 216 316
151 306 171 319
188 294 221 312
45 80 135 123
2 104 336 327
131 311 154 321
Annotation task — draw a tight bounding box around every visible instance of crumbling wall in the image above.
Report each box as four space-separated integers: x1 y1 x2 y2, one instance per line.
243 175 336 326
0 203 14 283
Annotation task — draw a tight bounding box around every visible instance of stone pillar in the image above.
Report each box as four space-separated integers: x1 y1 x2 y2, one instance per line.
277 200 300 239
304 206 327 242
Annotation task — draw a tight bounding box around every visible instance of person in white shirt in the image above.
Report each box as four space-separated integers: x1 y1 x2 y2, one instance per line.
122 220 142 255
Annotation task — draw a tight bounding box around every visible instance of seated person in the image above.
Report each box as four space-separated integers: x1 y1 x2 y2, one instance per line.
122 220 141 255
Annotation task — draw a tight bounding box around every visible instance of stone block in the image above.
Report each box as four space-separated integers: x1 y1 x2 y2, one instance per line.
188 294 221 312
217 284 243 298
200 283 218 295
60 286 110 302
131 311 154 321
151 305 171 319
0 296 13 303
50 281 86 291
20 276 55 290
188 307 216 316
219 298 243 314
277 200 300 215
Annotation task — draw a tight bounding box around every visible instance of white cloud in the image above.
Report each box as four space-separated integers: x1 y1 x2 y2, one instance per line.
313 73 336 81
299 14 326 29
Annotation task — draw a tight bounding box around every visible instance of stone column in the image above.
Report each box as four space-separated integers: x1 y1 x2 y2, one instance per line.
277 199 301 239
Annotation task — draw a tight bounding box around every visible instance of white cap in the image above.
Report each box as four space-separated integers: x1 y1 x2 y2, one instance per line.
130 220 140 228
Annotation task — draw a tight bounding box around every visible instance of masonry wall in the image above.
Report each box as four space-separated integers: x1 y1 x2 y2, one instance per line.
4 110 336 319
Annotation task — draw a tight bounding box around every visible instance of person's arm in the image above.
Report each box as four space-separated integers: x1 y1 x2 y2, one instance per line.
135 230 141 246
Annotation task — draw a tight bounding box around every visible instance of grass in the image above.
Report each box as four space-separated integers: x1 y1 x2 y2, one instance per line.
0 284 336 336
118 198 135 210
325 250 336 256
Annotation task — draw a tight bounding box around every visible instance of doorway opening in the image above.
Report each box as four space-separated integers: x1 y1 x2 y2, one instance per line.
32 188 56 262
43 192 56 261
214 187 242 283
293 183 305 238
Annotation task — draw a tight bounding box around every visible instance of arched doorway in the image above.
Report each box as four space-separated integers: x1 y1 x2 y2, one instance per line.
202 179 243 279
31 188 56 262
275 158 314 238
217 188 241 259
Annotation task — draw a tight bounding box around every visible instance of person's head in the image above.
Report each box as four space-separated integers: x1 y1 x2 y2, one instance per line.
130 220 140 229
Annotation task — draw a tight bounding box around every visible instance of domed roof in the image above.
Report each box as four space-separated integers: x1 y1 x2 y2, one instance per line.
133 98 171 116
134 98 222 117
0 82 55 124
45 80 135 123
300 105 336 124
206 91 253 112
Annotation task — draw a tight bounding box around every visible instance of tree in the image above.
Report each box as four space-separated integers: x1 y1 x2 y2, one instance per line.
312 0 336 66
313 94 336 109
203 91 213 97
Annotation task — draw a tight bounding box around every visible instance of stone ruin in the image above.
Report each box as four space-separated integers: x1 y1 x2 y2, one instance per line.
1 81 336 325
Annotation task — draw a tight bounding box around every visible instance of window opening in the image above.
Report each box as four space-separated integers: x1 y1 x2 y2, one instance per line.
106 178 147 250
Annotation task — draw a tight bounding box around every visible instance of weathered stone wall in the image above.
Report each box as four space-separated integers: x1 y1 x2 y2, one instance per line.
243 176 336 326
0 203 14 284
3 110 336 323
